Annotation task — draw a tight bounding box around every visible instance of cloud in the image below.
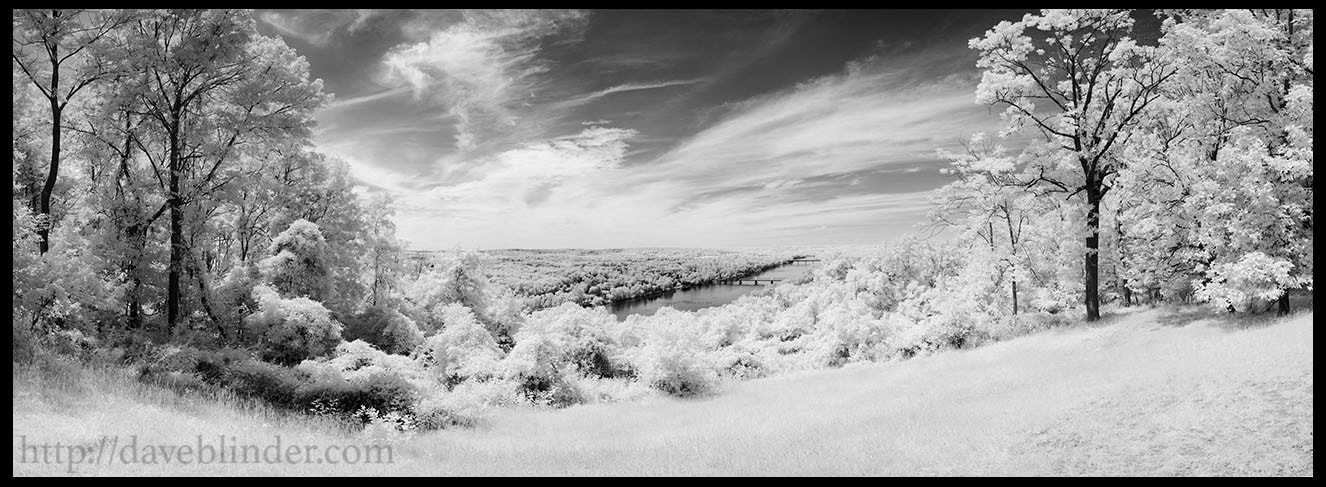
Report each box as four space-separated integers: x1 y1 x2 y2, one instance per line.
399 125 636 220
380 9 589 151
308 12 1004 249
636 69 982 194
324 86 412 109
556 78 706 107
258 10 380 46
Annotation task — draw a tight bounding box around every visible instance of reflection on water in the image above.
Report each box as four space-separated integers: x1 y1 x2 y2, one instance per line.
606 262 814 320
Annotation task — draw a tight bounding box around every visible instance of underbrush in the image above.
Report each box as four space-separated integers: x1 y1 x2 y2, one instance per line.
18 240 1300 438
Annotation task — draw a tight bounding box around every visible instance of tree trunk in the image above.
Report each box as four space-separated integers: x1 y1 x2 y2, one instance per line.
187 244 225 342
1114 206 1129 307
1011 279 1019 315
126 225 146 329
1085 188 1102 322
38 47 61 255
167 124 184 330
1277 290 1291 316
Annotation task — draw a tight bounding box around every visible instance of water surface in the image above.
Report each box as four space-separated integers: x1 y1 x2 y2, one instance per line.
606 262 815 320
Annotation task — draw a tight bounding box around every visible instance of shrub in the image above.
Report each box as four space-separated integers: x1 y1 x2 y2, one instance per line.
802 298 893 367
500 331 583 406
418 304 503 384
258 219 330 302
244 284 343 365
298 368 418 420
526 303 629 378
342 306 424 355
1194 252 1301 312
219 359 308 409
212 265 262 344
413 380 521 430
12 206 124 335
627 310 719 397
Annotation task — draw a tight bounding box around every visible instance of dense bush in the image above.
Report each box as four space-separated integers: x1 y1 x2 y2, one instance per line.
12 206 124 336
500 328 585 406
417 303 503 384
525 303 630 378
258 219 331 302
211 265 262 344
341 306 424 355
625 308 719 397
243 285 343 365
1194 252 1302 312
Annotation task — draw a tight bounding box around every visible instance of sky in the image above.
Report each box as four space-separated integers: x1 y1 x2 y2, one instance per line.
253 9 1029 250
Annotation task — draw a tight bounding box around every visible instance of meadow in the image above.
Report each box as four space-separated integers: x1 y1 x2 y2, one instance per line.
14 305 1313 475
11 8 1313 477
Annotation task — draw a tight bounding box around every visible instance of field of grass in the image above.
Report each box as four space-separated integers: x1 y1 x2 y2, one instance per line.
13 305 1313 476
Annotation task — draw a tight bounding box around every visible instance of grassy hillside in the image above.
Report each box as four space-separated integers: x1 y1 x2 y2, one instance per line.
13 306 1313 476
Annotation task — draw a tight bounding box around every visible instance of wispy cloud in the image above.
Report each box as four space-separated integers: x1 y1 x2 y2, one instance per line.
386 50 994 249
324 86 412 109
258 10 380 47
556 79 706 107
380 9 588 151
285 9 1011 248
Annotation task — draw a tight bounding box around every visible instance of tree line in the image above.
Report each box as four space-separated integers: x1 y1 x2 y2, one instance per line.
932 9 1312 320
13 9 403 343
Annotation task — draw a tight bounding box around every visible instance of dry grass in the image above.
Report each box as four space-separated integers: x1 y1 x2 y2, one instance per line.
13 305 1314 476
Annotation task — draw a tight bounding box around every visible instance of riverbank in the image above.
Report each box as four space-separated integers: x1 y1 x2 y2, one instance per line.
607 259 814 319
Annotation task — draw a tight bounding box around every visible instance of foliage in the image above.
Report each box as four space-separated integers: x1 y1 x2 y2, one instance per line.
417 304 503 384
243 284 342 365
258 219 331 301
341 306 425 356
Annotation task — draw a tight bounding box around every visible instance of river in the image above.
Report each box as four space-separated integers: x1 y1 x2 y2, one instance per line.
606 261 816 320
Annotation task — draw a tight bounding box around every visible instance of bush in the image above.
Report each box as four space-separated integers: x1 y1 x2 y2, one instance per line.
298 368 418 420
258 219 331 302
627 310 719 397
418 304 503 384
219 359 308 409
211 265 262 344
1194 252 1301 312
526 303 629 378
12 206 124 336
500 331 584 406
244 284 343 365
342 306 424 355
413 380 521 430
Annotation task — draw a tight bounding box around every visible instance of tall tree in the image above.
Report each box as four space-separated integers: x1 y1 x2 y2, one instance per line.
12 9 131 253
363 192 405 309
125 9 327 329
932 134 1045 315
1158 9 1313 315
969 9 1176 320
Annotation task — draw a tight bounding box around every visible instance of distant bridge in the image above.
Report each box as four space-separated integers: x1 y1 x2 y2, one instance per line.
789 257 820 265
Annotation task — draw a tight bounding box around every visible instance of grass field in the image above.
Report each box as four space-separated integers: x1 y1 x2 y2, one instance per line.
13 305 1313 476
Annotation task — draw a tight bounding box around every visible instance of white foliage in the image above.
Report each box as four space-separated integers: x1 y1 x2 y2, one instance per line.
244 284 343 363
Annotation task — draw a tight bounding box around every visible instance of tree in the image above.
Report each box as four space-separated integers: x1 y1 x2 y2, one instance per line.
259 219 331 301
932 134 1051 315
969 9 1176 320
1156 9 1313 314
363 193 404 309
12 9 132 254
244 284 342 365
123 9 327 329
